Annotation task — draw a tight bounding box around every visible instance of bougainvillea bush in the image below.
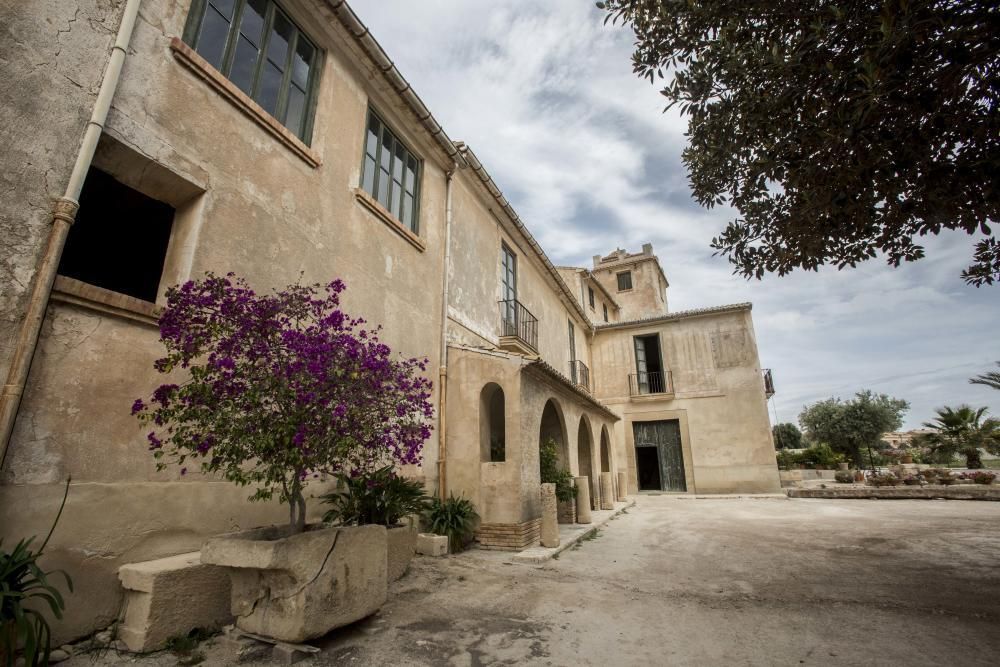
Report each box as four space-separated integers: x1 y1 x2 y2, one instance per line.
132 273 433 532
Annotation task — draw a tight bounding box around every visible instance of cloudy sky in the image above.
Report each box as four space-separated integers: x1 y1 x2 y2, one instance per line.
352 0 999 429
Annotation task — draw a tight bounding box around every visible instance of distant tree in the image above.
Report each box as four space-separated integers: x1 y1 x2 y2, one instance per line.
970 361 1000 391
918 405 1000 469
799 391 909 467
598 1 1000 285
772 422 803 450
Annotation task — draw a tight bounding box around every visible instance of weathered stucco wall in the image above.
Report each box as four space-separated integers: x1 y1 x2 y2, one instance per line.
0 0 121 387
592 309 780 494
447 175 591 375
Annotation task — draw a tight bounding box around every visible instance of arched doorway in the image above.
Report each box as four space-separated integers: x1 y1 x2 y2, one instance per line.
599 425 614 503
600 426 611 473
578 416 595 509
539 398 568 469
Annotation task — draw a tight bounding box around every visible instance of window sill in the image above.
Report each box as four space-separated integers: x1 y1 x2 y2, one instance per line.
169 37 321 169
51 276 162 327
353 188 426 252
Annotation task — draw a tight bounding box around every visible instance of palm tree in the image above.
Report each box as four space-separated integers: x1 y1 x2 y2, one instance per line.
919 405 1000 469
970 361 1000 391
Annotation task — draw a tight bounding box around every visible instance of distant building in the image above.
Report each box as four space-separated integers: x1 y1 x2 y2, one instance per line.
882 429 936 449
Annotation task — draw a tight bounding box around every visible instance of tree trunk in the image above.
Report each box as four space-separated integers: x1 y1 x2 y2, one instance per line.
965 448 983 469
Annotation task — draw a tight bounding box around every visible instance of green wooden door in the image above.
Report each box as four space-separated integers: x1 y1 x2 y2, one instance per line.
632 420 686 492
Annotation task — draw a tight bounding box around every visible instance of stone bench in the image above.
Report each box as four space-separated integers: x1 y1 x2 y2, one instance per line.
118 552 232 652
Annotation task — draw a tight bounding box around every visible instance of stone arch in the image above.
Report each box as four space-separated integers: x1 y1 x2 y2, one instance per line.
479 383 505 462
600 425 612 473
539 397 568 469
576 415 594 480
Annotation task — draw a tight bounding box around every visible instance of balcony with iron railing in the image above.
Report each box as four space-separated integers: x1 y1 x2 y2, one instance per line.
569 359 591 392
498 299 539 354
628 370 674 397
763 368 775 398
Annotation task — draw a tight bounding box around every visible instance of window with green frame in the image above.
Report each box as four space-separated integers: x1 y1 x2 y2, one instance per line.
361 110 421 233
183 0 319 142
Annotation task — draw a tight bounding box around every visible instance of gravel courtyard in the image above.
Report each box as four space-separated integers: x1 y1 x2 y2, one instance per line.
69 495 1000 666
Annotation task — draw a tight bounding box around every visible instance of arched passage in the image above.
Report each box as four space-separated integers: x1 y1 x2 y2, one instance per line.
539 398 568 469
480 383 505 462
576 416 593 481
600 425 611 473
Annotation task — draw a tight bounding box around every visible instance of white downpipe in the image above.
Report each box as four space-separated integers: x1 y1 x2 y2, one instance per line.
0 0 143 468
436 165 456 500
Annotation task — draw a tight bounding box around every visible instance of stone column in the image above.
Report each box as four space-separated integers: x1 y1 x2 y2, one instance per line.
599 472 614 510
574 476 592 524
617 471 628 501
540 483 559 548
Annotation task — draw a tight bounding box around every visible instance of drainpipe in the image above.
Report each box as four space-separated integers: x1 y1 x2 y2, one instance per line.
437 164 457 500
0 0 143 469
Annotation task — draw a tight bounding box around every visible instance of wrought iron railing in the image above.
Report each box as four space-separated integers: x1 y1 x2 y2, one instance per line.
628 370 673 396
763 368 775 397
570 359 591 392
498 299 538 351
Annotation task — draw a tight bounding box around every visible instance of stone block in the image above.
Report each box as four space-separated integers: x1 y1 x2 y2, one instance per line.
117 551 232 652
415 532 448 556
201 524 387 643
574 476 592 524
617 472 628 501
387 523 416 580
540 483 559 548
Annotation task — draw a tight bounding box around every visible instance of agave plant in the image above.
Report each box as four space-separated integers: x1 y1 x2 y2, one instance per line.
1 479 73 666
424 495 479 553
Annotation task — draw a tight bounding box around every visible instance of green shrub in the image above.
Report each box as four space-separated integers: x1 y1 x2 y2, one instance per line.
321 465 430 527
776 450 796 470
540 438 577 501
425 495 479 553
834 471 854 484
1 479 73 666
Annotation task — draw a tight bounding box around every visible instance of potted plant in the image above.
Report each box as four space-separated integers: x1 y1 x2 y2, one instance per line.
321 465 430 582
540 439 578 523
425 495 480 553
967 471 996 485
133 274 434 643
902 474 921 486
866 471 899 487
834 471 853 484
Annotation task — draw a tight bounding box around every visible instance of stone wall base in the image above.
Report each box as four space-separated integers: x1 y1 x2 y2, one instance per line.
476 518 541 551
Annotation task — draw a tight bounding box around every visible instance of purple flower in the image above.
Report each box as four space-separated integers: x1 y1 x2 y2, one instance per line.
131 399 145 415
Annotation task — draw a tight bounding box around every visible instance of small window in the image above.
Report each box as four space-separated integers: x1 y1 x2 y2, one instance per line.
361 109 421 233
58 168 174 303
617 271 633 291
588 287 595 308
603 303 609 322
184 0 319 142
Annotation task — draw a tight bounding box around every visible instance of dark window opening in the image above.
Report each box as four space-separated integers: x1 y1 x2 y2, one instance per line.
603 303 609 322
587 287 595 308
58 168 175 303
617 271 632 291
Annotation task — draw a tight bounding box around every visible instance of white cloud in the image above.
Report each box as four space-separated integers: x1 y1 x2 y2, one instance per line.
351 0 1000 429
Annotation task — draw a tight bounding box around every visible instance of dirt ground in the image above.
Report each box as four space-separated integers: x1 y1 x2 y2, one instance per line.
65 495 1000 666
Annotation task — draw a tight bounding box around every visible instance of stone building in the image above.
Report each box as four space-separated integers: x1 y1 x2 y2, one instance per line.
0 0 778 641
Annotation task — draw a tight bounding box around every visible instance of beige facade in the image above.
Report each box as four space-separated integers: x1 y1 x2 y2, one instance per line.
1 0 777 642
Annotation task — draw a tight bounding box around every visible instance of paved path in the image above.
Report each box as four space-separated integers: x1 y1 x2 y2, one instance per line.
67 495 1000 666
